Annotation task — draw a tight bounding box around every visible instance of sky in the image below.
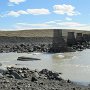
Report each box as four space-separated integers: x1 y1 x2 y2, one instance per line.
0 0 90 31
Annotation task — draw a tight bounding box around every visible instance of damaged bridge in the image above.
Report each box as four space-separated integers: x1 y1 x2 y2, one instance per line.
0 29 90 52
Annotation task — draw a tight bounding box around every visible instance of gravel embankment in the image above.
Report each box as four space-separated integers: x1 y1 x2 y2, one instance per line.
0 67 90 90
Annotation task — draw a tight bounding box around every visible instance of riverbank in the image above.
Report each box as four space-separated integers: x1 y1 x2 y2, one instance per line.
0 41 90 53
0 67 90 90
0 29 90 53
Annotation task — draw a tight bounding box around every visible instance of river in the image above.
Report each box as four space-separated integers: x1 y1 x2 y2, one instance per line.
0 49 90 85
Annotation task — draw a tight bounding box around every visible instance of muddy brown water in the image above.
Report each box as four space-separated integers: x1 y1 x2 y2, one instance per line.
0 49 90 85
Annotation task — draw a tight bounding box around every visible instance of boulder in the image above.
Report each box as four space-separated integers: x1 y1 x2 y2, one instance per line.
17 56 40 61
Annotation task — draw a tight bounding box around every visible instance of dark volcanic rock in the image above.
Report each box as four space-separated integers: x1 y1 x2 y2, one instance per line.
39 69 62 80
17 56 40 61
31 77 37 82
0 67 90 90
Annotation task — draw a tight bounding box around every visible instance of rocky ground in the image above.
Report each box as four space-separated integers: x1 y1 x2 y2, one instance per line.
0 67 90 90
0 43 50 53
0 41 90 53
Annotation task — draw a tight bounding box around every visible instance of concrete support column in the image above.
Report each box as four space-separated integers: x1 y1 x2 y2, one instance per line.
88 34 90 41
76 33 83 44
67 32 76 46
83 34 89 42
52 29 67 52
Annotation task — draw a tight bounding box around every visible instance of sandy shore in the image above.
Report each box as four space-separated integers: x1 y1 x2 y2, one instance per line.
0 67 90 90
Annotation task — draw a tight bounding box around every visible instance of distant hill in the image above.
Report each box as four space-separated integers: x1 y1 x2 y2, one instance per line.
0 29 54 37
0 29 89 37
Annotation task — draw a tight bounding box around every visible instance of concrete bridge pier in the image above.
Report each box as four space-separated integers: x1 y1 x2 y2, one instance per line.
76 33 83 44
67 32 76 46
88 34 90 41
51 29 67 52
83 34 89 42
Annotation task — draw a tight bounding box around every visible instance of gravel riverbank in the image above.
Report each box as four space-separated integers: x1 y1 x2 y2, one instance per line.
0 67 90 90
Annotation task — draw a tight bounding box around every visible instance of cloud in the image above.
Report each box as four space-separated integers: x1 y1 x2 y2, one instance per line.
76 25 90 31
65 17 72 21
7 8 50 17
7 11 20 17
15 20 86 30
16 23 51 29
45 21 86 28
1 4 79 17
27 9 50 15
9 0 26 4
8 3 14 6
58 22 86 27
7 10 28 17
53 4 80 16
0 20 89 30
0 15 3 17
